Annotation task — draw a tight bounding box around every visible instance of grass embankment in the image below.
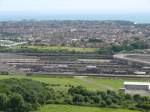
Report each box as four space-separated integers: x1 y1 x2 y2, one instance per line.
36 104 140 112
0 45 97 54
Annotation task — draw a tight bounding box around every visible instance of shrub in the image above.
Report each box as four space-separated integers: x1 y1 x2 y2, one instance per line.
0 71 9 75
0 79 55 112
136 103 150 110
7 93 26 112
0 93 7 110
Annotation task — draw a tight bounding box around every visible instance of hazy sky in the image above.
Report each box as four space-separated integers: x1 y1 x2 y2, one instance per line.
0 0 150 22
0 0 150 14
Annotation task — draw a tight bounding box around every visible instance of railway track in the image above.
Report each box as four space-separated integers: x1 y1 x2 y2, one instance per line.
0 53 150 77
26 72 150 78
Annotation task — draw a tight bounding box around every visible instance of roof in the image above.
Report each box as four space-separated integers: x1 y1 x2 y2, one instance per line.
124 82 150 90
124 82 150 86
86 66 97 68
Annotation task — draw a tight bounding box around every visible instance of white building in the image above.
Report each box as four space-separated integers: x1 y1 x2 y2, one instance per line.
134 71 146 75
86 66 97 69
124 82 150 91
121 82 150 96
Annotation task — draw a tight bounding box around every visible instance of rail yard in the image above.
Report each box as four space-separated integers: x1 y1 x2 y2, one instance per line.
0 53 150 78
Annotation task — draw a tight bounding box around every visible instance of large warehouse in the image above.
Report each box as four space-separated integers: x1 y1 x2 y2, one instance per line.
122 82 150 96
124 82 150 91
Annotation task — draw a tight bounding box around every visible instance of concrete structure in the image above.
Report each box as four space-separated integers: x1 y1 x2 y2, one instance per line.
0 40 27 47
134 71 146 75
124 82 150 91
114 54 150 67
86 65 97 69
122 82 150 96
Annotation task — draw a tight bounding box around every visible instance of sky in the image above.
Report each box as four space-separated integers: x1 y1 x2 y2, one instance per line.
0 0 150 22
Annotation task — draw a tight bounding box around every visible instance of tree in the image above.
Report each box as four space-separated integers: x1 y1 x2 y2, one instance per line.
68 86 88 96
105 97 113 105
7 93 27 112
133 94 142 103
136 103 150 110
0 93 7 110
73 94 84 104
92 95 101 104
124 94 133 100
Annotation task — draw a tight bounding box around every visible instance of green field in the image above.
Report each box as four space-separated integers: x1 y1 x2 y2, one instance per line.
25 45 97 53
2 45 97 53
0 75 149 91
36 104 140 112
0 75 148 112
0 45 97 53
0 75 122 91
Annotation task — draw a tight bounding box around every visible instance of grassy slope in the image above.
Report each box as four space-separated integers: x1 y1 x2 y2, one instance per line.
0 75 145 112
36 104 140 112
0 75 149 91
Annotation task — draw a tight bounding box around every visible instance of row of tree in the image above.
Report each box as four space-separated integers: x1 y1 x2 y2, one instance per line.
98 39 149 54
66 86 150 111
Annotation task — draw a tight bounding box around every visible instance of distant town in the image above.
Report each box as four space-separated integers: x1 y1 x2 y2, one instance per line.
0 20 150 48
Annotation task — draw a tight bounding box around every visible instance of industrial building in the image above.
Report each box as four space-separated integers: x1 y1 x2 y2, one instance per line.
124 82 150 91
121 82 150 96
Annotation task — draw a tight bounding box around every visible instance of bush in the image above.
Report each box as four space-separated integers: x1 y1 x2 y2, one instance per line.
0 78 55 112
0 71 9 75
73 94 84 104
0 80 149 112
97 39 149 54
7 93 26 112
136 103 150 110
68 86 150 111
0 93 7 110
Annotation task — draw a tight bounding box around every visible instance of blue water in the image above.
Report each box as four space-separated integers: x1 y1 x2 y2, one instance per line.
0 13 150 23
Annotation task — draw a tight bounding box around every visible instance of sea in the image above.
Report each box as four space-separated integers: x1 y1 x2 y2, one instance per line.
0 13 150 24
